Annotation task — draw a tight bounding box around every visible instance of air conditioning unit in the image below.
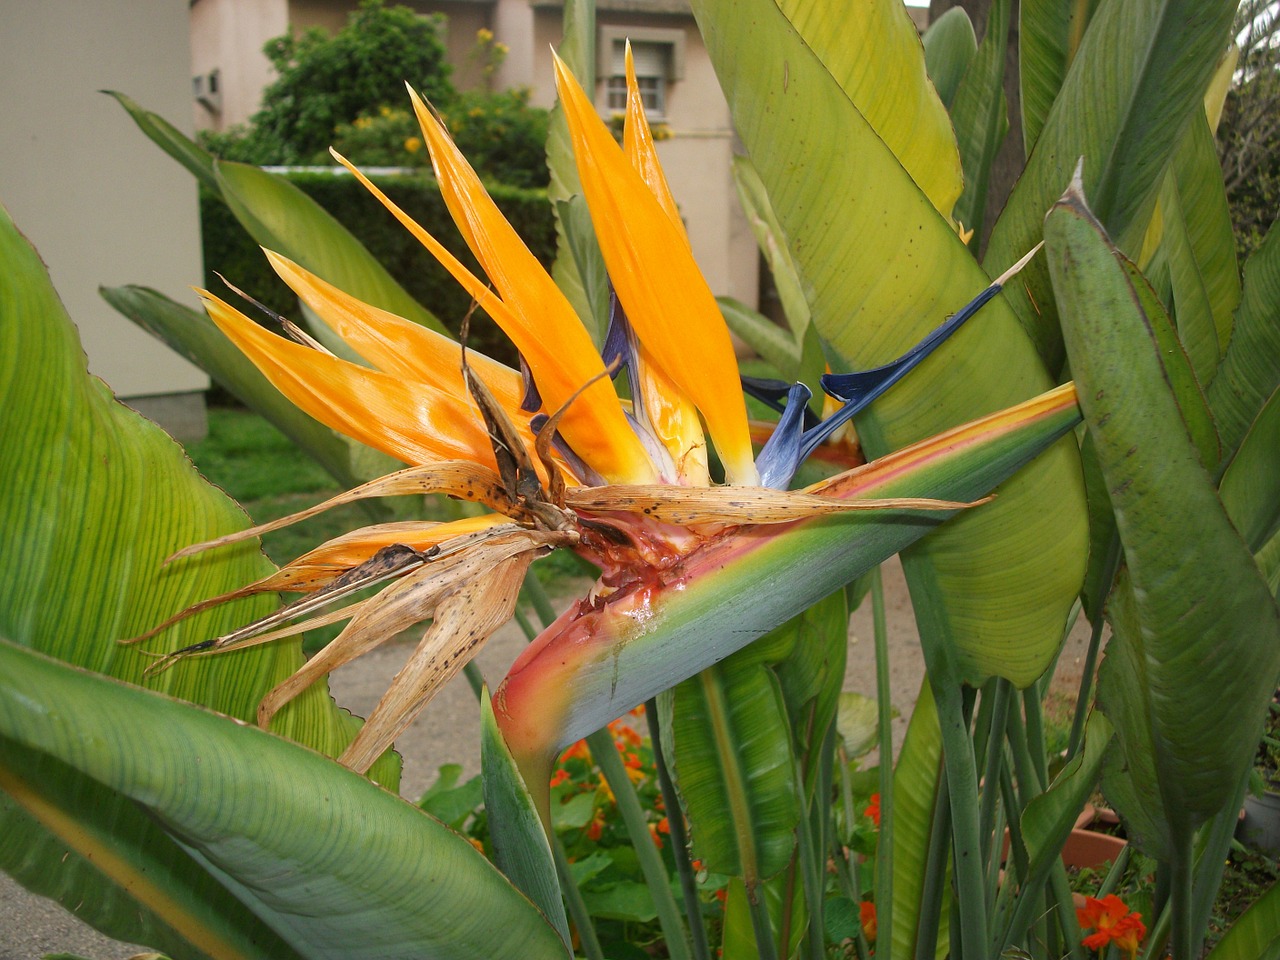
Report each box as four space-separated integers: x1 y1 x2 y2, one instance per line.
193 70 222 114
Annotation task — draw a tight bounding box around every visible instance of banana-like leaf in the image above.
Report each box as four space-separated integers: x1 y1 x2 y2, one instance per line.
768 0 962 217
104 90 219 194
769 0 962 218
555 195 610 346
732 155 811 344
717 295 801 378
670 659 801 882
109 92 445 337
1142 112 1241 383
668 589 846 887
986 0 1237 371
1220 387 1280 554
922 8 977 110
691 0 1087 688
890 682 948 960
948 0 1011 243
1203 877 1280 960
0 641 567 960
1045 180 1280 857
480 688 571 951
101 284 384 491
546 0 596 325
1018 0 1100 155
213 162 445 334
1208 222 1280 462
1079 255 1220 619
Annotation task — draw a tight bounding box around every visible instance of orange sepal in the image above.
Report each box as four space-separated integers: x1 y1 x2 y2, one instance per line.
264 249 525 412
406 88 658 486
199 290 497 468
553 54 757 485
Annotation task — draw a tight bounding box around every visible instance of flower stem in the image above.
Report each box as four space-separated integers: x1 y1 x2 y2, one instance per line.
646 698 713 960
871 564 895 960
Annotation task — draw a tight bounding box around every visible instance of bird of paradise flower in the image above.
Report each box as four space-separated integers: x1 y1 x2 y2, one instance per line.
130 49 1071 807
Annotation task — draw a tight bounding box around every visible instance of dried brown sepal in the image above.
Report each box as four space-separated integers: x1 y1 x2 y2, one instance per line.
564 485 988 525
166 461 513 563
258 526 567 734
339 549 535 773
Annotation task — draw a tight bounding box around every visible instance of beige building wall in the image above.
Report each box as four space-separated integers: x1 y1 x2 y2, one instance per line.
0 0 209 435
190 0 289 131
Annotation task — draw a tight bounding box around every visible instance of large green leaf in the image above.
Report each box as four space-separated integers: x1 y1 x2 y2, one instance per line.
1204 878 1280 960
1018 0 1101 155
986 0 1237 370
671 659 801 882
692 0 1086 689
948 0 1011 243
1219 387 1280 554
1208 222 1280 462
923 8 978 110
480 688 572 952
1045 180 1280 856
101 284 384 491
771 0 962 217
0 641 567 960
105 90 219 194
1142 111 1241 383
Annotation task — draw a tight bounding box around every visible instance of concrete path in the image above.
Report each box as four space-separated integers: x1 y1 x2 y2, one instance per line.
0 557 1092 958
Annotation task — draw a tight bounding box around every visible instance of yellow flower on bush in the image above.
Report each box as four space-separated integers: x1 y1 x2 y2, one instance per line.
404 136 422 154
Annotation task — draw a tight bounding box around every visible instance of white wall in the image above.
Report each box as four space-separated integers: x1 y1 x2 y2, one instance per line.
0 0 208 403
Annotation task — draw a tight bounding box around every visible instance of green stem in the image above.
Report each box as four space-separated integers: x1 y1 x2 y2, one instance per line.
871 564 895 960
1067 534 1121 760
1189 770 1251 946
746 880 781 960
521 573 559 631
1022 686 1049 790
552 835 605 960
463 660 485 698
589 726 693 960
794 760 826 960
932 677 989 959
1169 834 1196 960
914 761 951 960
978 682 1011 875
646 698 712 960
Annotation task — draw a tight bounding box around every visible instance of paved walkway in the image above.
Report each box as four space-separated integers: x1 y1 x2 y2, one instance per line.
0 557 1092 957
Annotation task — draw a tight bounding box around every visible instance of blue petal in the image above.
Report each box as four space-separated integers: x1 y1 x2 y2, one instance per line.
741 376 822 430
518 353 542 413
529 413 604 486
755 381 813 490
801 280 1006 461
600 290 632 382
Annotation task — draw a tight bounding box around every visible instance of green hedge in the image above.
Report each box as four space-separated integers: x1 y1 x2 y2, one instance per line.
200 170 557 365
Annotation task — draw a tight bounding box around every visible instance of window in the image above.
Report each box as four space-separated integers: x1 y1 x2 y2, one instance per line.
605 41 669 116
597 26 685 120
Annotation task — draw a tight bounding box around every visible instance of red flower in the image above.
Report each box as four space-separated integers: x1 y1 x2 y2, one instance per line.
1077 894 1146 958
860 900 877 942
549 768 571 788
864 793 881 827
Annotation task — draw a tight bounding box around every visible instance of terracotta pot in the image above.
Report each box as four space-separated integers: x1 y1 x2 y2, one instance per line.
1060 827 1127 871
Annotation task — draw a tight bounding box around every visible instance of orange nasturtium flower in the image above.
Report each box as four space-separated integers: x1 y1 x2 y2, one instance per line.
131 48 1074 818
864 793 882 827
1076 894 1146 958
